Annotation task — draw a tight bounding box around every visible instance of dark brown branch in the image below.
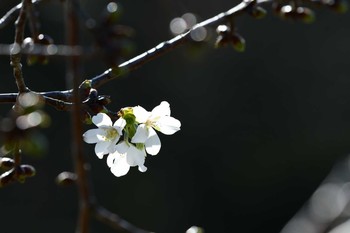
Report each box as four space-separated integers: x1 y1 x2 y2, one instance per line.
92 204 152 233
0 0 42 30
0 91 73 111
11 0 31 93
90 0 261 88
65 0 91 232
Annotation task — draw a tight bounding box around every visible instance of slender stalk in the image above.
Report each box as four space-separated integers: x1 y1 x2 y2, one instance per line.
0 0 42 30
11 0 31 93
65 0 90 232
90 0 260 88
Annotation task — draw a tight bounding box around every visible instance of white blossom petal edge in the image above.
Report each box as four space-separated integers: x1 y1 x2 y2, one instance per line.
107 141 147 177
131 101 181 155
83 113 126 159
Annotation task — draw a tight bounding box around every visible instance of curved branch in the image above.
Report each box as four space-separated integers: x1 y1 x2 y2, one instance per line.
0 0 42 30
92 204 152 233
90 0 263 88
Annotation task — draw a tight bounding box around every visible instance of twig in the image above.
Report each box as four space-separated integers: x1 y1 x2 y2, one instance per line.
90 0 262 88
92 204 152 233
0 0 42 30
65 0 91 232
11 0 31 94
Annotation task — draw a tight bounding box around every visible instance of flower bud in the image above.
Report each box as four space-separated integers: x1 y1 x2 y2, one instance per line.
79 80 92 98
296 7 315 23
231 32 246 52
0 169 15 187
56 171 77 186
279 5 295 19
20 164 36 177
97 95 111 106
0 157 15 169
35 34 54 65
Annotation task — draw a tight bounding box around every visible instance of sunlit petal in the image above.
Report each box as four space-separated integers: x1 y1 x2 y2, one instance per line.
126 145 146 167
113 117 126 134
110 155 130 177
83 129 102 143
107 151 117 167
145 128 161 155
138 164 147 172
156 116 181 135
92 113 112 127
133 106 151 123
131 124 149 143
151 101 170 116
95 141 110 159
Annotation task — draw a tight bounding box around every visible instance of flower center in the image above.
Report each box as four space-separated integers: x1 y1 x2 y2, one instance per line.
105 127 118 141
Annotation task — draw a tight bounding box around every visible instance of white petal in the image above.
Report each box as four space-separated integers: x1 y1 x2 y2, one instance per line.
126 145 146 167
145 127 161 155
151 101 170 117
131 124 149 143
92 113 112 127
83 129 102 143
113 117 126 134
106 152 117 167
138 164 147 172
156 116 181 135
115 141 129 154
133 106 151 123
110 155 130 177
94 141 111 159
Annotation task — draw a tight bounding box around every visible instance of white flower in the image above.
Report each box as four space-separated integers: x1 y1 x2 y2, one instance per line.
107 141 147 177
83 113 126 159
131 101 181 155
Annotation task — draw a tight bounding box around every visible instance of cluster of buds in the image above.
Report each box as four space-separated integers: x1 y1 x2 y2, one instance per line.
215 24 246 52
0 157 36 187
79 80 112 125
273 3 316 23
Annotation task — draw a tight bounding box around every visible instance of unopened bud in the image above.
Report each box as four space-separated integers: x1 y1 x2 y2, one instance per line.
296 7 315 23
0 169 15 187
97 95 111 106
231 33 246 52
20 164 36 177
250 6 267 19
56 171 77 186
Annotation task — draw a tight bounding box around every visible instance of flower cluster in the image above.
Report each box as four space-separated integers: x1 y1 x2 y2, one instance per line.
83 101 181 177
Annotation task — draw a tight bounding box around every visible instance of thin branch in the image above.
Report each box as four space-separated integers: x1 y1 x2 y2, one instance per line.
90 0 262 88
92 204 152 233
0 0 42 30
65 0 91 233
11 0 31 93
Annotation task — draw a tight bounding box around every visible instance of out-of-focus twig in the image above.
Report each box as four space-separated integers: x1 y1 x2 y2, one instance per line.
11 0 31 94
0 0 42 30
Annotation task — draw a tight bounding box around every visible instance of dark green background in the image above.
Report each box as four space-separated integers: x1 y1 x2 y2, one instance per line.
0 0 350 232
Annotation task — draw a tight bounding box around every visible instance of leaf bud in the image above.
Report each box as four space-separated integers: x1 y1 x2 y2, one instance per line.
250 6 267 19
327 0 349 13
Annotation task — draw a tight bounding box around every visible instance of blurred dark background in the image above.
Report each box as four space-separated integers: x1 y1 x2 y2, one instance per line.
0 0 350 233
